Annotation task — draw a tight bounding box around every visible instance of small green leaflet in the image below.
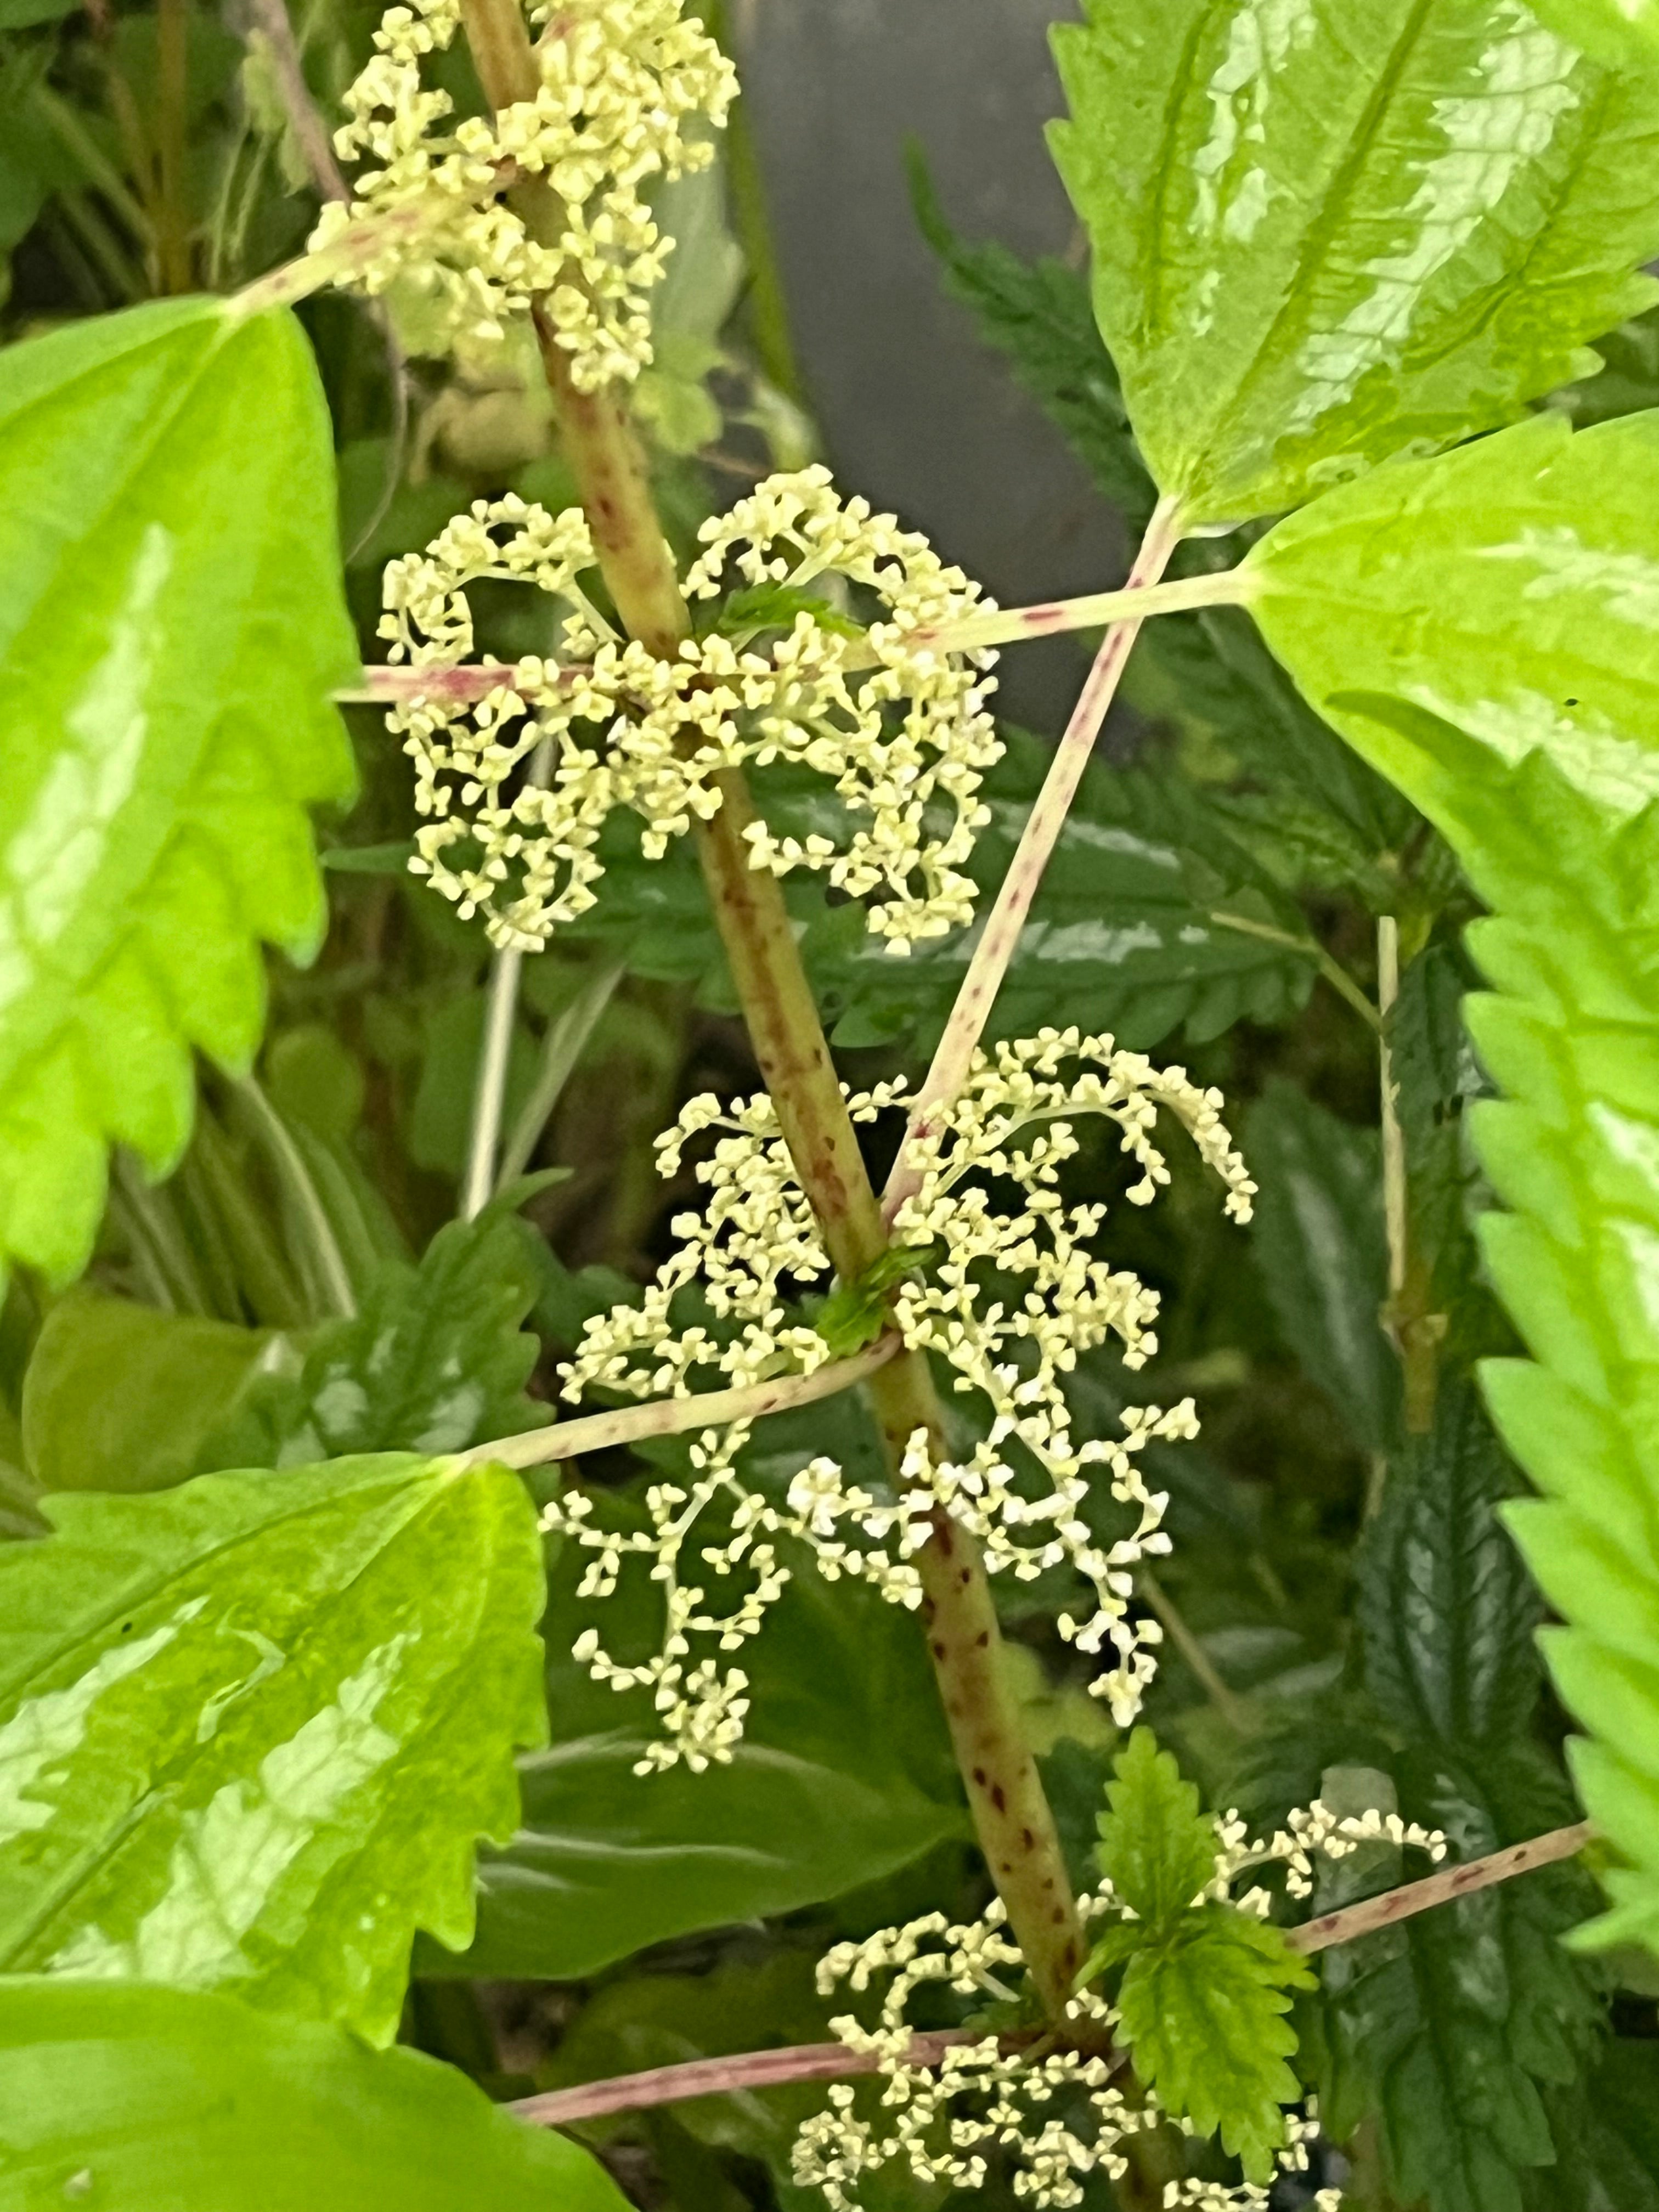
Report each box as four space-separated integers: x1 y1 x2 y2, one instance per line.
1116 1906 1314 2183
814 1241 943 1358
0 1980 628 2212
0 1453 545 2041
1088 1731 1314 2180
0 297 358 1286
1049 0 1659 526
1094 1726 1218 1931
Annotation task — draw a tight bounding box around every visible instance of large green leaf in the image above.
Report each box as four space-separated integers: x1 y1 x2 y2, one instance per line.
1246 411 1659 821
1317 1746 1603 2212
0 1979 627 2212
1245 1080 1398 1455
0 297 358 1285
0 1453 545 2040
1049 0 1659 526
1236 409 1659 1950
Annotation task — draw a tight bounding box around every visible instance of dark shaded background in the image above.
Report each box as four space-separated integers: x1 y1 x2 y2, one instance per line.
731 0 1120 731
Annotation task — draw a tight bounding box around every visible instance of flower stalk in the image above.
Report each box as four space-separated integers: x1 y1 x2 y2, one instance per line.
452 0 1089 2021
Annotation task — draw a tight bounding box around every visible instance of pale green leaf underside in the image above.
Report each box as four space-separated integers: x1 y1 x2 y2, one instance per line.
1050 0 1659 526
0 1453 546 2039
1237 408 1659 1951
0 297 358 1284
0 1980 628 2212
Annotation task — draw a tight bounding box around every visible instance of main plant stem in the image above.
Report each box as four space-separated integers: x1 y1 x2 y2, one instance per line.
456 0 1087 2022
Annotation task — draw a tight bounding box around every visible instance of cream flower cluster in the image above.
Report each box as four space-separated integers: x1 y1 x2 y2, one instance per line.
794 1895 1347 2212
379 469 1001 953
1210 1798 1447 1917
313 0 736 381
540 1030 1254 1765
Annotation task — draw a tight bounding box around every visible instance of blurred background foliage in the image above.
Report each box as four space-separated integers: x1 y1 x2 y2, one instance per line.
0 2 1655 2209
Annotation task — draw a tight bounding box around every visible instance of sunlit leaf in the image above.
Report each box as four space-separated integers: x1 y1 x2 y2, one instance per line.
1051 0 1659 525
1094 1726 1218 1932
0 1979 627 2212
1116 1905 1314 2183
0 298 357 1284
0 1453 545 2040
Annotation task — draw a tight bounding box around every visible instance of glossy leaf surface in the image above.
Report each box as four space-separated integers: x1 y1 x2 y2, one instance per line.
0 1453 545 2039
1050 0 1659 525
1357 1385 1542 1747
0 1979 626 2212
0 297 358 1284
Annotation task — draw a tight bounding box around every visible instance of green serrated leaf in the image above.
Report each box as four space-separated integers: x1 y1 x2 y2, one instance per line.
697 582 865 643
1116 1904 1314 2182
1358 1383 1542 1746
1317 1745 1602 2212
1235 419 1659 1950
1245 1080 1399 1455
0 298 358 1285
1096 1728 1219 1931
1049 0 1659 526
197 1189 553 1471
1246 411 1659 821
0 1979 628 2211
0 1452 545 2041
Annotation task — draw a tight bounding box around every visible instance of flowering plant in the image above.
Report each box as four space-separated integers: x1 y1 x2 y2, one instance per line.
0 0 1652 2208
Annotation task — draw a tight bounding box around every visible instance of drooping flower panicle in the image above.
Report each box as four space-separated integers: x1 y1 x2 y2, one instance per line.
541 1029 1254 1768
314 0 737 385
795 1791 1444 2212
379 468 1001 954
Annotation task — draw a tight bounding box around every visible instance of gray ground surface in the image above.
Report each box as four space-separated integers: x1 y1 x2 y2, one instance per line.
732 0 1121 733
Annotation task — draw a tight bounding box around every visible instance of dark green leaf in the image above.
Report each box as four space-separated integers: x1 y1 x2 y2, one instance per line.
1317 1745 1603 2212
1245 1080 1398 1455
1116 1905 1314 2182
442 1516 966 1979
1357 1383 1542 1746
1096 1727 1218 1932
0 298 358 1285
0 1979 627 2212
0 1453 545 2041
198 1188 552 1470
22 1290 272 1494
1533 2043 1659 2212
1050 0 1659 524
